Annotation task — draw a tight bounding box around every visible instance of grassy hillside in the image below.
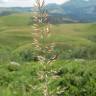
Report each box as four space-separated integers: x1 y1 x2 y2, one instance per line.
0 14 96 62
0 14 96 96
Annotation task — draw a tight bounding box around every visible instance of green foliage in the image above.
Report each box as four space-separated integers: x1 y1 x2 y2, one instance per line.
11 44 37 62
0 60 96 96
0 14 96 62
0 14 96 95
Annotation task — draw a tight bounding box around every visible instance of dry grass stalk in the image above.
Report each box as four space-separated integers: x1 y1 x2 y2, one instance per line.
32 0 58 96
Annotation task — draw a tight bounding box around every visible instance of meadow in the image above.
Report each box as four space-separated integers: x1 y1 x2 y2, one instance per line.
0 13 96 96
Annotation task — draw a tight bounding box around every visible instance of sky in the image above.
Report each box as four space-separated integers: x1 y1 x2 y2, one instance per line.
0 0 70 7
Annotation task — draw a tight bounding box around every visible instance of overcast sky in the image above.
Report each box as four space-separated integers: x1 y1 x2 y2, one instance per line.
0 0 69 7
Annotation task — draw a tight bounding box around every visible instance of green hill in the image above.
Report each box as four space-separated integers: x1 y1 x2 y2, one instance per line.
0 14 96 96
0 14 96 62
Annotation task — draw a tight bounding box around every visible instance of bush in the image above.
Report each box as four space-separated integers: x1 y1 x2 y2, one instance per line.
11 44 37 62
58 45 96 59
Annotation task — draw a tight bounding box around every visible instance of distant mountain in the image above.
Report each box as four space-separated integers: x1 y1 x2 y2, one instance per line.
0 0 96 23
46 3 64 14
61 0 96 22
0 7 33 16
46 0 96 23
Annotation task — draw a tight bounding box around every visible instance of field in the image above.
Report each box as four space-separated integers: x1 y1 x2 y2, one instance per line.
0 14 96 96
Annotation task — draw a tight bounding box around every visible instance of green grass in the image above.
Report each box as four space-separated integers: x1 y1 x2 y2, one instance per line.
0 14 96 61
0 13 96 96
0 60 96 96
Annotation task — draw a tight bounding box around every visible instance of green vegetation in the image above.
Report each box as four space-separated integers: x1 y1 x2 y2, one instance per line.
0 60 96 96
0 14 96 95
0 14 96 62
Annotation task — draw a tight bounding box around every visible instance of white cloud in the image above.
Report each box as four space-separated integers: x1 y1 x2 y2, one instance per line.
0 0 34 7
46 0 69 4
0 0 3 3
0 0 69 7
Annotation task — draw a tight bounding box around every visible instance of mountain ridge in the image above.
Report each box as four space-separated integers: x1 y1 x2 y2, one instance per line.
0 0 96 23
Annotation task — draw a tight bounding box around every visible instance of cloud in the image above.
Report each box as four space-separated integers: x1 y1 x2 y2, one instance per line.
46 0 69 4
0 0 3 3
0 0 69 7
0 0 34 7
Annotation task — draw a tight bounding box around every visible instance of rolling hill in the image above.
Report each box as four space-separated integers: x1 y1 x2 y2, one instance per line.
0 13 96 96
0 13 96 62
